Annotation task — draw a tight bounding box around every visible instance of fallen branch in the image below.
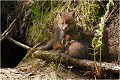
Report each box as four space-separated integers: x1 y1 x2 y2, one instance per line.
0 2 31 41
7 37 31 49
1 19 16 41
30 50 120 74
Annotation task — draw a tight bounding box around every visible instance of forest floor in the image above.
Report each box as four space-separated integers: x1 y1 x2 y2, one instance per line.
0 57 89 80
0 49 119 79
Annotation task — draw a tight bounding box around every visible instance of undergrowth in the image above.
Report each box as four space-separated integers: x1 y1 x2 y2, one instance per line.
76 1 104 31
91 0 114 69
26 1 103 46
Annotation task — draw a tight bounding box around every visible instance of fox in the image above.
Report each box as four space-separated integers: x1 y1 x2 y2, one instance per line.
37 11 108 61
53 40 65 52
68 41 89 58
53 34 74 53
38 11 81 51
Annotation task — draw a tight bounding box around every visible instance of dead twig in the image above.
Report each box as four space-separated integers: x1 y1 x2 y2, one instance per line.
7 37 31 49
0 2 31 41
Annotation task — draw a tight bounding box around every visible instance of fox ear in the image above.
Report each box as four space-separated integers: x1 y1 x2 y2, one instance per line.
58 13 62 18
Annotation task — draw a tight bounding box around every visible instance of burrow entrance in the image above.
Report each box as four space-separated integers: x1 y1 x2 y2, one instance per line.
1 39 27 68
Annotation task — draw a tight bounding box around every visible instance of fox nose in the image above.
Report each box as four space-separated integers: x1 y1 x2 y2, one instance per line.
63 26 67 30
62 24 68 30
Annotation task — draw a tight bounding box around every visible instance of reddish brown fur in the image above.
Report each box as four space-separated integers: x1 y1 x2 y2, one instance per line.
53 41 65 51
61 12 73 21
52 12 80 52
68 41 89 58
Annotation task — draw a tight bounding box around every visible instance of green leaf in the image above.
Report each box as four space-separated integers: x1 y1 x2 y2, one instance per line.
109 0 114 6
95 39 102 49
92 37 98 48
92 37 102 49
99 23 104 31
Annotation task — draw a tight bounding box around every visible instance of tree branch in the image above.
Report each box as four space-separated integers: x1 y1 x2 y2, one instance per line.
7 37 31 49
0 2 31 41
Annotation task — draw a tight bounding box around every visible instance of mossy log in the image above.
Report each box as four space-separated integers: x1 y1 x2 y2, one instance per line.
23 50 120 74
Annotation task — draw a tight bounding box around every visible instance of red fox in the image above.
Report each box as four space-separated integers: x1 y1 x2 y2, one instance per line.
38 11 108 61
38 11 81 50
53 34 73 53
53 40 65 52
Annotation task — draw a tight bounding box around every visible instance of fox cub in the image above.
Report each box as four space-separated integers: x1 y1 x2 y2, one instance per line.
39 11 81 51
38 11 108 61
53 34 73 53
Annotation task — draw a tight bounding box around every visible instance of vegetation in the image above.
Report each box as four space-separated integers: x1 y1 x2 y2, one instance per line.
26 1 106 75
26 1 103 45
1 0 119 79
76 2 103 31
91 0 114 68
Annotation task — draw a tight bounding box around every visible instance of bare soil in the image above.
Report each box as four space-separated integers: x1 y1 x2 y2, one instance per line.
0 58 88 80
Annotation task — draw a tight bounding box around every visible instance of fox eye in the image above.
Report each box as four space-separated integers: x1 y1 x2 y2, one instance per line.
65 21 69 24
61 22 64 24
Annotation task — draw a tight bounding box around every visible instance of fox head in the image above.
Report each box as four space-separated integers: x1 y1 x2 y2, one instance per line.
57 11 76 33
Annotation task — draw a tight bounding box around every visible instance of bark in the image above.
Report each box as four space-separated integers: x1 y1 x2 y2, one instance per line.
30 50 120 74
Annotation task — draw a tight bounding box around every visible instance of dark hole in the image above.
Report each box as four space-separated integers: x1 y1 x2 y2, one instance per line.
1 39 27 68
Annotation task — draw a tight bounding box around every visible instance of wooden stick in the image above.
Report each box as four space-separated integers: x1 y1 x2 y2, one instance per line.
0 2 30 41
7 37 31 49
1 19 16 41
